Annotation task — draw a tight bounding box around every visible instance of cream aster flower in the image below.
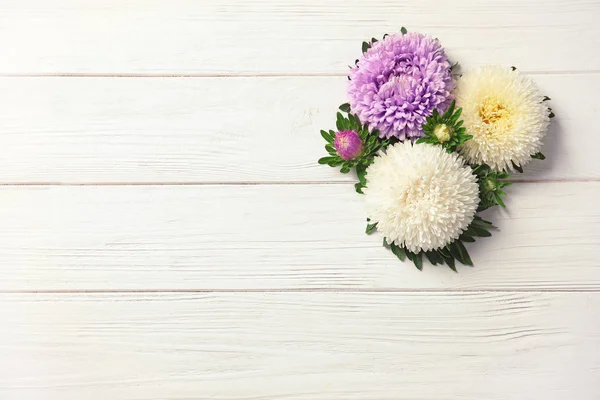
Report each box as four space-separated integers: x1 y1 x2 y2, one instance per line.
455 65 550 171
364 142 479 253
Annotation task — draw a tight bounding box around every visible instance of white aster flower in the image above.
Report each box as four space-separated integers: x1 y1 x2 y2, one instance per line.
455 65 550 171
364 142 479 253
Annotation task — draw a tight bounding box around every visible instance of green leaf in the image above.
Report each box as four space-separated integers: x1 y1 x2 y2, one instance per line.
336 112 345 131
320 130 334 144
448 243 462 263
531 152 546 160
318 156 337 165
453 241 473 266
472 216 495 229
325 144 336 154
366 134 377 146
465 217 493 237
442 100 456 120
356 163 367 185
458 135 473 144
362 41 370 53
439 246 451 258
494 193 506 208
339 103 351 113
389 243 407 261
460 235 475 243
371 37 378 43
450 107 463 124
347 114 356 128
340 166 351 174
400 27 407 35
425 251 443 266
366 222 378 234
408 251 423 270
470 225 492 237
511 161 524 173
443 254 457 272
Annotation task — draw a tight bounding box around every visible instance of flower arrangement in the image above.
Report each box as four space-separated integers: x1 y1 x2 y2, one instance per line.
318 28 553 270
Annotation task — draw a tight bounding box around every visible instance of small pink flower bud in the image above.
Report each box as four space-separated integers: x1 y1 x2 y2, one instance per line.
334 130 363 160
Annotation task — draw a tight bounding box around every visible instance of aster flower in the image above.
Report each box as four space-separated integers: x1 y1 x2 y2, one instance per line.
348 31 455 140
455 65 550 171
334 130 363 160
318 106 389 193
472 164 512 210
416 100 473 152
315 31 552 270
364 142 479 254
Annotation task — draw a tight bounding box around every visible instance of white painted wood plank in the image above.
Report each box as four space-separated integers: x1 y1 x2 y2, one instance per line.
0 74 595 183
0 0 598 74
0 182 598 291
0 292 598 399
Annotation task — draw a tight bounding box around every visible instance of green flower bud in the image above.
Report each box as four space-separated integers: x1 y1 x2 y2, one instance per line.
433 124 452 143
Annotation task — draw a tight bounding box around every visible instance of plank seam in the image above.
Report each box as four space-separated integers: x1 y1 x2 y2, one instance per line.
2 289 599 294
0 179 596 187
0 70 600 78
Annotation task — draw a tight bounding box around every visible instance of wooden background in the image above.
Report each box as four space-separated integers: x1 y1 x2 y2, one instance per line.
0 1 599 399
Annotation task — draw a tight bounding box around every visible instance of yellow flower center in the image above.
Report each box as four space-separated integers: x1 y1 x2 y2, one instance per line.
433 124 452 143
478 98 510 125
477 97 513 139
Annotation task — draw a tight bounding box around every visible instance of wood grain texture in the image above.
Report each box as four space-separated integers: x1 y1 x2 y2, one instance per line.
0 74 595 184
1 1 599 397
0 292 598 400
1 181 598 291
0 0 598 74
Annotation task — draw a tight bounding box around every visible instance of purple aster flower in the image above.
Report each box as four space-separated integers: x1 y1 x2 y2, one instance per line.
334 130 363 160
348 32 455 140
